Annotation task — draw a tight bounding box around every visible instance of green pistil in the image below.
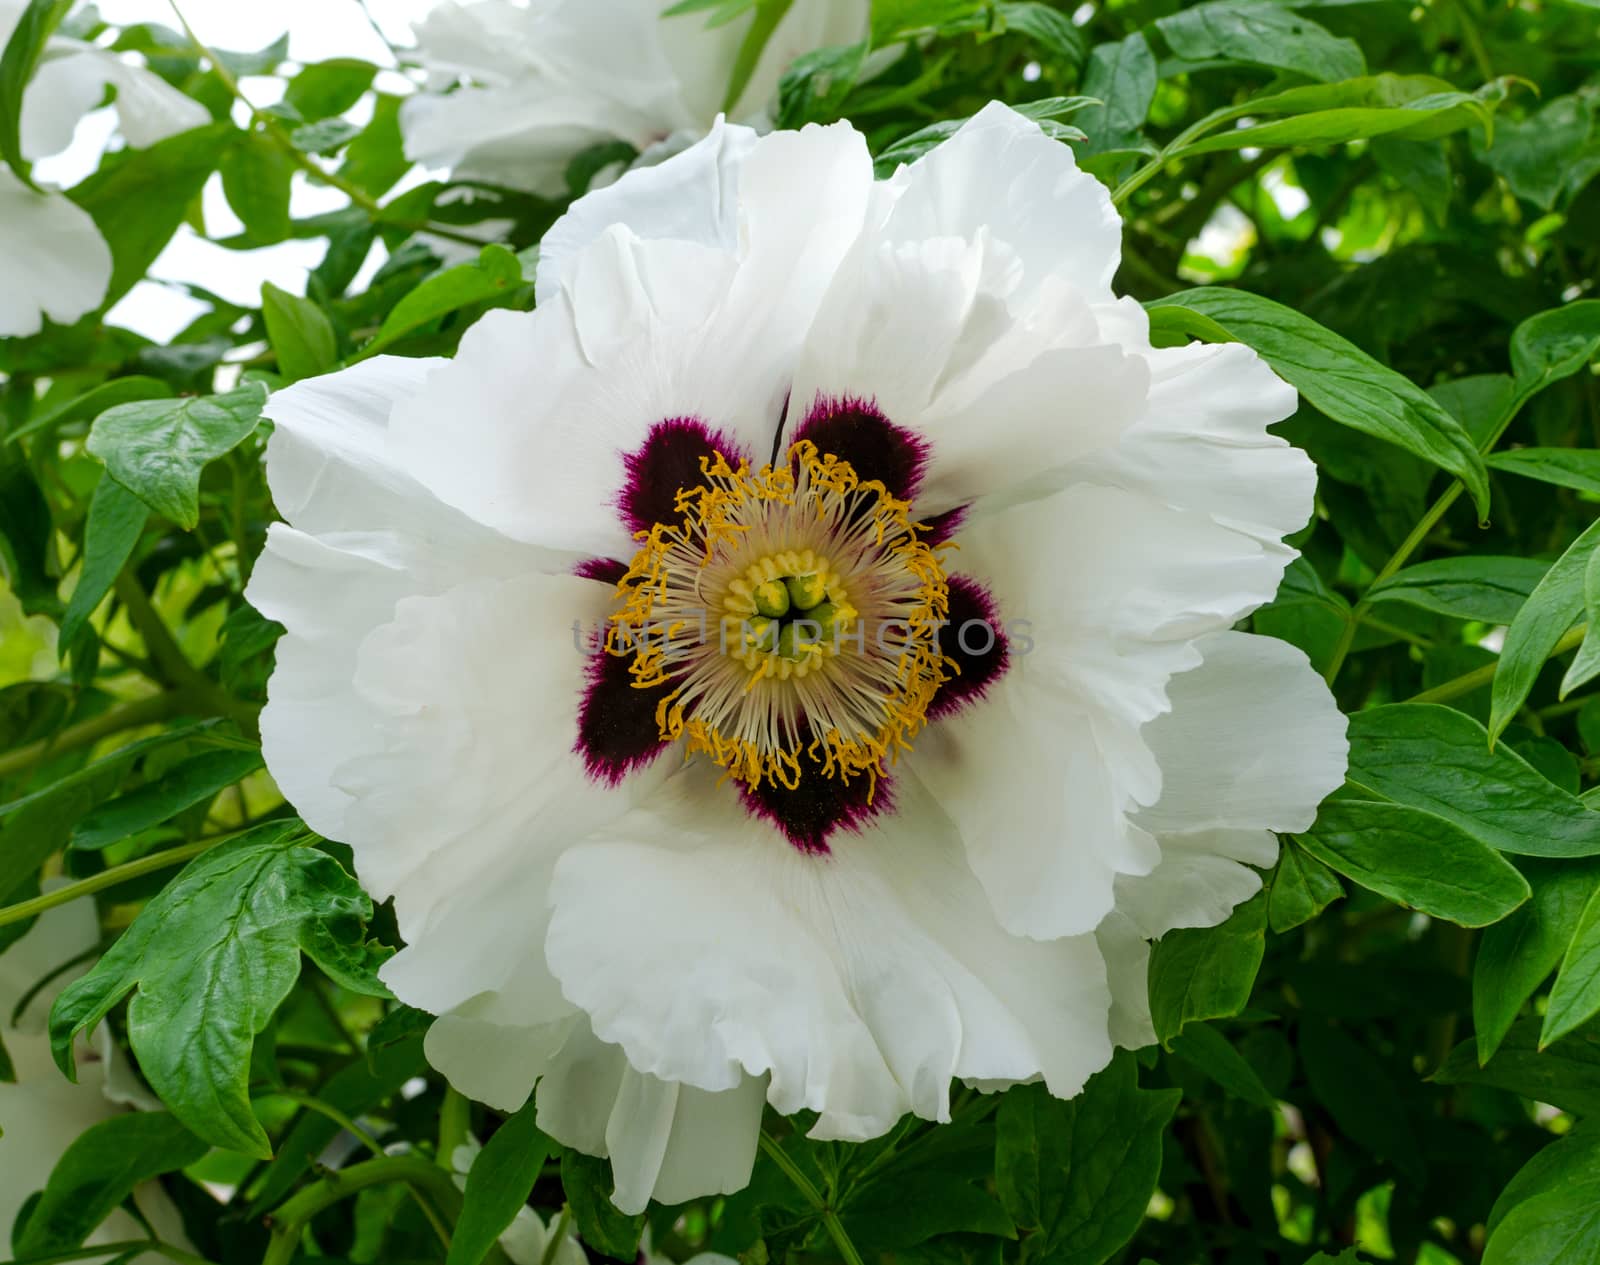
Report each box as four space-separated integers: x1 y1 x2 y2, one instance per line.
753 579 791 618
785 573 827 611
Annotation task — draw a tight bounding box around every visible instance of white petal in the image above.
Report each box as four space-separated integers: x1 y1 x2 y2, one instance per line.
0 168 110 337
1096 910 1156 1050
1138 630 1348 838
1069 327 1313 545
538 120 874 422
790 228 1147 514
916 483 1292 938
545 771 1113 1141
393 210 864 554
248 357 555 844
402 0 697 197
25 48 208 159
1116 631 1347 939
536 118 759 303
878 101 1122 306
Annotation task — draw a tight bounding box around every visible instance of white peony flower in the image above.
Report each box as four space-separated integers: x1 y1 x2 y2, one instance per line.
399 0 869 197
249 103 1348 1213
0 895 189 1260
0 0 209 338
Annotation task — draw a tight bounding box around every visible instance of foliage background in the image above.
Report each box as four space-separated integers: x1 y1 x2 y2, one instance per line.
2 0 1600 1262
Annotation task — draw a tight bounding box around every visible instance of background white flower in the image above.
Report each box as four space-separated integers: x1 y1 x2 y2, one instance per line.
251 104 1347 1212
0 894 188 1260
0 0 208 338
399 0 869 197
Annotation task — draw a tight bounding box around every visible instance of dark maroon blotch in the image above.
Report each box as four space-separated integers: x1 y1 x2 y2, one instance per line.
617 418 741 535
739 752 895 854
919 504 967 546
574 557 628 585
575 649 673 785
928 574 1011 720
791 394 929 504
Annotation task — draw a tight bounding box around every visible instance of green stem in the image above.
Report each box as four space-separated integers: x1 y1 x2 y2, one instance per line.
262 1155 462 1265
1407 624 1589 704
168 1 491 249
538 1208 574 1265
438 1085 471 1168
1325 385 1538 684
0 690 193 783
758 1131 865 1265
0 836 218 929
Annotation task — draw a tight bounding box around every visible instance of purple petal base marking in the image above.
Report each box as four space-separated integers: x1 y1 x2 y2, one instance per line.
929 574 1011 720
575 649 673 786
574 557 628 585
617 417 742 536
792 394 929 503
739 752 894 855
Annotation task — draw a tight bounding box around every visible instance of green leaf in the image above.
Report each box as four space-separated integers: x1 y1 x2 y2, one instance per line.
219 130 294 244
1484 1124 1600 1263
1077 32 1156 153
874 97 1094 173
1475 859 1600 1062
1267 840 1345 932
290 117 361 154
1563 547 1600 696
1148 892 1267 1044
6 376 173 446
339 94 409 197
776 40 869 128
246 1031 428 1214
1169 1021 1278 1108
1346 704 1600 858
1510 299 1600 399
70 746 263 850
283 57 377 121
1295 795 1530 926
1488 449 1600 496
262 282 338 382
1156 1 1365 83
1149 288 1491 516
991 3 1084 64
722 0 793 113
1543 885 1600 1047
0 449 56 615
449 1097 555 1265
1300 1022 1423 1180
1490 517 1600 740
49 822 390 1157
995 1052 1179 1264
363 245 524 354
0 0 73 186
1480 95 1595 210
1367 556 1551 625
86 382 267 529
69 123 233 307
560 1151 644 1258
58 475 147 652
1435 1017 1600 1117
13 1112 208 1256
1144 302 1239 349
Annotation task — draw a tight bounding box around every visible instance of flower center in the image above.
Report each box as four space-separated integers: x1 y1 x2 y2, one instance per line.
606 441 951 797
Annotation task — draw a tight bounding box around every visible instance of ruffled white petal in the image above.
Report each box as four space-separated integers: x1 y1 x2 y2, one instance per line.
1114 630 1348 938
916 482 1291 939
545 771 1113 1144
875 100 1123 306
25 45 209 159
0 168 111 337
428 1013 766 1215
